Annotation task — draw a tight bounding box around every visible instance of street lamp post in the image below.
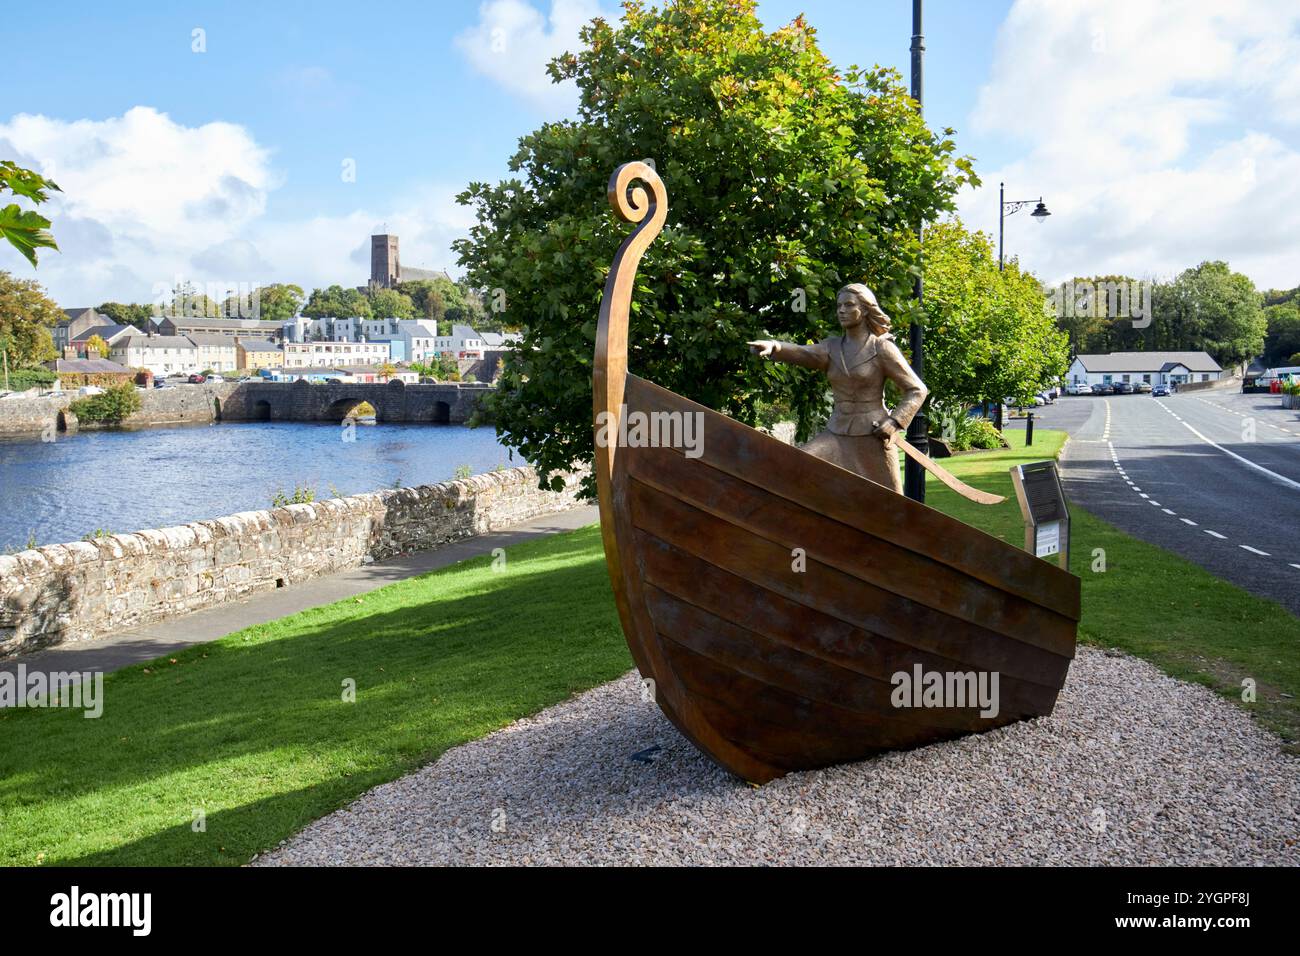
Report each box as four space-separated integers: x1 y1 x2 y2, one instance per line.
903 0 928 502
998 181 1051 271
994 182 1050 429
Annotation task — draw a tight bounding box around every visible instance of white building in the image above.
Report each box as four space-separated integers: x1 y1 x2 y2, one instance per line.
359 319 439 363
186 333 238 373
433 324 485 358
1067 351 1223 387
283 340 391 368
109 334 199 376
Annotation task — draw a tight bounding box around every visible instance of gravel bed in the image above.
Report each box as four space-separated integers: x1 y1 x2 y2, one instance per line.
256 647 1300 865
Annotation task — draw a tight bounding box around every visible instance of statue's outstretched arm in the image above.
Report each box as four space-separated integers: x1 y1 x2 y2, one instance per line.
748 339 829 371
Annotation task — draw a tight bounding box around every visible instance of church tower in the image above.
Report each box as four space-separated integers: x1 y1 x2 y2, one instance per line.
370 234 400 288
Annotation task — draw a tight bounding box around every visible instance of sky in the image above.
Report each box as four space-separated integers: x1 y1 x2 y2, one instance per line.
4 0 1300 309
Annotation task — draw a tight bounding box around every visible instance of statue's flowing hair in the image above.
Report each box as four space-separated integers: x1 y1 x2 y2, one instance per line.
839 283 891 337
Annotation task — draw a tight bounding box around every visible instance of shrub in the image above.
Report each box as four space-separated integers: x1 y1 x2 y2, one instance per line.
271 485 316 507
2 366 56 391
68 382 142 424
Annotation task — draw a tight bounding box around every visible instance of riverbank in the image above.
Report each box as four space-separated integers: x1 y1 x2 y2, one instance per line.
0 463 588 658
0 379 493 437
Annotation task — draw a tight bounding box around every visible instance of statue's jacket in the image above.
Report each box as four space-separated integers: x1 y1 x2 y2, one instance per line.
776 332 928 435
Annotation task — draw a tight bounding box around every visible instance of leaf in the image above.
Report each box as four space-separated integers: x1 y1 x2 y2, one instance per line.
0 204 59 267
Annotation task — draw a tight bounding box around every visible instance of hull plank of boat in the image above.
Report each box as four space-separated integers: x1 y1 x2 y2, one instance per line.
625 435 1076 659
592 162 1081 783
626 374 1081 620
636 534 1068 700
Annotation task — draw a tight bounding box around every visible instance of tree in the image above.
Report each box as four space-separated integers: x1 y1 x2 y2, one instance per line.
302 285 372 320
368 287 415 320
0 270 60 367
1263 300 1300 366
1 160 60 267
455 0 975 495
221 283 304 322
1152 261 1264 368
97 302 156 329
68 382 141 424
83 334 110 359
918 221 1069 411
401 277 463 324
160 281 222 319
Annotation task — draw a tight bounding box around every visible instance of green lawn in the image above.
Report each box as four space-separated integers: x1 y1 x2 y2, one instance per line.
3 429 1296 866
0 527 631 866
928 429 1300 749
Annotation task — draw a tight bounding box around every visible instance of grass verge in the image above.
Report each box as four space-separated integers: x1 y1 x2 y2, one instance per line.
0 526 631 866
929 429 1300 750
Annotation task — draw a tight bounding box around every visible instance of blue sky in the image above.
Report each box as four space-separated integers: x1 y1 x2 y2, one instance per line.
4 0 1300 306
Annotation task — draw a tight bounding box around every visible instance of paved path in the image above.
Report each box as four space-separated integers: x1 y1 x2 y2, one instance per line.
1 506 599 677
1035 389 1300 615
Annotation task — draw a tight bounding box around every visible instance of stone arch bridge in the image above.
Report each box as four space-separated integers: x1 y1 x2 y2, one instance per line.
219 380 492 424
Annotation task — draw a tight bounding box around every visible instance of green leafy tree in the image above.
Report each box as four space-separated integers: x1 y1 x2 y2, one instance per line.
96 302 155 329
1263 300 1300 366
0 270 60 367
1152 261 1264 368
402 277 464 324
368 287 416 320
1 160 60 267
221 283 304 322
302 285 372 320
919 221 1069 411
455 0 975 494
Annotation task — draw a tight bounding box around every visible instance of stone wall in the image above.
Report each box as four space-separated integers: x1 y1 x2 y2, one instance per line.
0 380 491 436
0 465 589 658
0 384 237 438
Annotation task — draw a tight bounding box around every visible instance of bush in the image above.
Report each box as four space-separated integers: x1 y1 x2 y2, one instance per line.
68 382 142 424
270 485 316 507
2 366 55 391
961 418 1006 450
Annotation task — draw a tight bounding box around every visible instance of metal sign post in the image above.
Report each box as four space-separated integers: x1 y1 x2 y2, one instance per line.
1009 460 1070 570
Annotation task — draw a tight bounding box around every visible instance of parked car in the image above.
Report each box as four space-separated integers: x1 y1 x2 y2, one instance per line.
1032 394 1046 406
1113 382 1134 394
206 374 225 384
1152 384 1170 397
1092 383 1114 395
1075 383 1093 395
1135 382 1152 393
187 374 206 384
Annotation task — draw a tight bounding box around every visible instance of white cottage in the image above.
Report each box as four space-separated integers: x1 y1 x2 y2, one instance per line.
1067 351 1223 388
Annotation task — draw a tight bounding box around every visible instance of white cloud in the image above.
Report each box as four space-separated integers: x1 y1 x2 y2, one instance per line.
958 0 1300 289
455 0 607 112
0 107 474 307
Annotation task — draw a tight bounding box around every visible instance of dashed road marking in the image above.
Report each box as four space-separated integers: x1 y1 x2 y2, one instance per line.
1204 529 1227 539
1180 518 1198 526
1240 545 1271 556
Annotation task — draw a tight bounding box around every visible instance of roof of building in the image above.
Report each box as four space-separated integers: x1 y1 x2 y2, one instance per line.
47 358 132 374
398 265 453 283
58 308 106 327
71 323 132 344
159 316 283 330
479 331 520 347
186 332 238 348
114 335 196 351
450 324 480 340
1073 351 1223 373
236 339 282 352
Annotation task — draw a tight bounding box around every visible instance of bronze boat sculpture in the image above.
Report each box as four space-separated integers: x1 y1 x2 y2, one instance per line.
593 161 1081 784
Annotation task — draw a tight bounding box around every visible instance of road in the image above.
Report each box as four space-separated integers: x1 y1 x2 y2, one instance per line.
1015 389 1300 615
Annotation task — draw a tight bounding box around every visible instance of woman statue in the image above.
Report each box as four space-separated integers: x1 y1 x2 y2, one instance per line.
749 284 927 494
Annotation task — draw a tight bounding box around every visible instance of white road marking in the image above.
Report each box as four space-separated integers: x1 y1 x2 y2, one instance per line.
1180 518 1198 526
1204 530 1227 539
1139 493 1149 498
1162 508 1177 514
1148 500 1162 506
1291 563 1300 570
1240 545 1271 556
1155 400 1300 492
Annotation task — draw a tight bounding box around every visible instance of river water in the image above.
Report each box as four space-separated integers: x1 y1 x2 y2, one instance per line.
0 421 516 552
